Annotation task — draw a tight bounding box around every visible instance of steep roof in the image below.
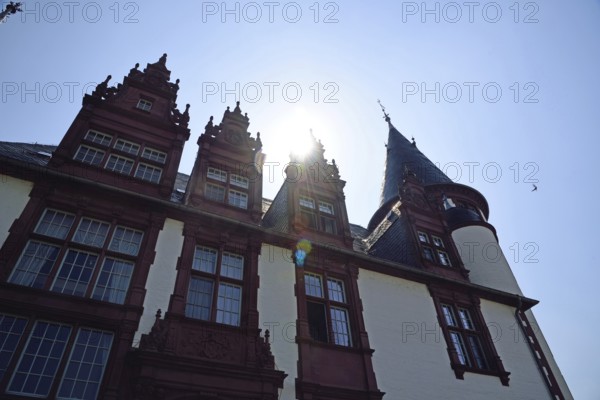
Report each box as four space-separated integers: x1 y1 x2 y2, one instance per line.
0 142 190 203
379 122 452 208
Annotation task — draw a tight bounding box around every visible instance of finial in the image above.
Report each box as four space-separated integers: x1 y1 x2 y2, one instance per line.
257 132 260 139
411 137 416 147
377 99 391 122
103 75 111 84
176 78 180 84
159 53 167 64
134 63 139 70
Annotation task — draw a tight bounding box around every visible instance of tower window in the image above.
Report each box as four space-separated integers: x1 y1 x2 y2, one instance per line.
207 167 227 182
230 173 249 189
84 130 112 147
432 235 444 248
113 139 140 156
105 154 134 175
228 189 248 209
438 250 452 267
136 99 153 112
135 163 162 184
422 246 435 262
142 147 167 164
74 145 105 166
418 231 429 243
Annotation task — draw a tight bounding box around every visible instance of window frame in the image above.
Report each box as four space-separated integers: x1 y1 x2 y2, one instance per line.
185 245 246 327
204 166 251 210
2 316 114 400
72 132 167 185
136 98 153 112
431 293 510 385
303 271 353 347
417 230 456 268
298 194 338 235
7 208 143 305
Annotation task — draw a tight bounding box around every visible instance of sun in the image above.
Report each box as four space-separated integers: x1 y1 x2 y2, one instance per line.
266 106 317 160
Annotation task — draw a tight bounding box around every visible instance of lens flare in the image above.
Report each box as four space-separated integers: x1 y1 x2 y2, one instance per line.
294 239 312 266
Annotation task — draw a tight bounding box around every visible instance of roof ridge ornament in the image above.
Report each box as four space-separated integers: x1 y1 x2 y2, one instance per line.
377 99 391 123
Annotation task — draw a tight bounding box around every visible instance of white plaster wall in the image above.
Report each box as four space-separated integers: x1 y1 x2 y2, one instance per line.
0 174 33 246
452 226 522 295
359 268 553 399
523 309 574 399
133 218 184 345
258 244 298 400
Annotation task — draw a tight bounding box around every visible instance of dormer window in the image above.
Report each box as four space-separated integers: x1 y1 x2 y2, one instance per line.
136 99 153 112
74 145 105 166
142 147 167 164
207 167 227 182
204 167 249 210
84 130 112 147
73 134 165 184
419 230 454 267
299 195 337 234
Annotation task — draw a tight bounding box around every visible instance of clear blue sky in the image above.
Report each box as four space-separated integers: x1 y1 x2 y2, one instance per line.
1 1 599 397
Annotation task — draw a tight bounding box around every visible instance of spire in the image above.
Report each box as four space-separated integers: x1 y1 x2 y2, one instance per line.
368 108 452 230
377 99 391 123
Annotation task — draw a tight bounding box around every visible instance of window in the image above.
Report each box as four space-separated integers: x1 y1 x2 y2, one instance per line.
113 139 140 156
3 317 113 400
432 235 444 248
204 167 251 210
438 250 452 267
422 246 435 262
135 163 162 184
304 273 352 347
205 183 226 203
105 154 134 175
0 314 28 381
73 133 166 184
74 145 105 166
207 167 227 182
84 130 112 147
136 99 152 112
142 147 167 164
8 208 142 305
419 231 454 267
440 303 490 371
185 246 245 327
228 189 248 209
299 195 338 234
230 173 249 189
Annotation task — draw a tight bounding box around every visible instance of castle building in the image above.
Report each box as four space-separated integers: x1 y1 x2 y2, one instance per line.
0 56 572 399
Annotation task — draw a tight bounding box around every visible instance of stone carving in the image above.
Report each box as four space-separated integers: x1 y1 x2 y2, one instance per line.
139 309 169 352
179 327 242 362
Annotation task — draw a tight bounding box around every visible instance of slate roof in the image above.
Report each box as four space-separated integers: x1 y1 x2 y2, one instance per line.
379 123 452 208
0 141 56 166
0 141 417 267
261 180 290 233
365 207 419 266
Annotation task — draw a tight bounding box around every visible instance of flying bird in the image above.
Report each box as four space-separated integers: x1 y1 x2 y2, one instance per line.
531 184 538 192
